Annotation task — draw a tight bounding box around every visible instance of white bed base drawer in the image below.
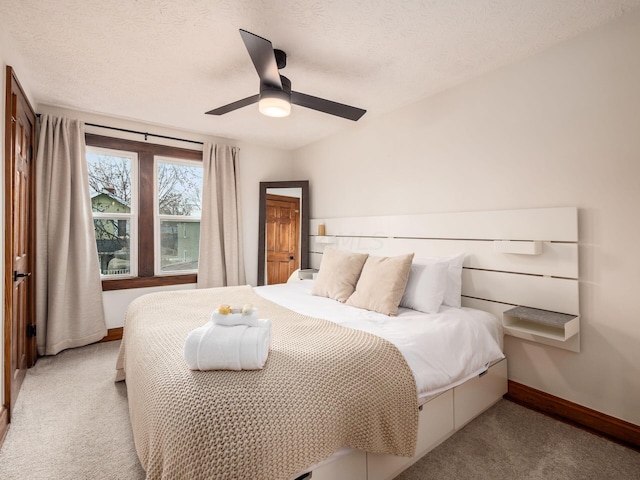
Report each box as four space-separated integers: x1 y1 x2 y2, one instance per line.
308 449 367 480
309 358 508 480
454 358 508 429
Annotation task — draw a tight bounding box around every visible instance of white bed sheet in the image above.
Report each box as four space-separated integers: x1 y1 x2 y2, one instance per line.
255 280 504 401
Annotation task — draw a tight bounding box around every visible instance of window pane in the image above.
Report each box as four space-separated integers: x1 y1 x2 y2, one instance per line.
157 161 203 217
160 221 200 272
94 219 131 275
87 152 132 213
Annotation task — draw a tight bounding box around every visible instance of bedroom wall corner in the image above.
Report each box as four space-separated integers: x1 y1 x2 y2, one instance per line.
234 142 295 287
290 9 640 427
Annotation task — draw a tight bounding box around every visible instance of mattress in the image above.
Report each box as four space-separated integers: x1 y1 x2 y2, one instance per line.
255 279 505 402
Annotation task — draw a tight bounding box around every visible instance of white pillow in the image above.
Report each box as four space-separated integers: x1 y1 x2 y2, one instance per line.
442 253 465 307
410 253 465 309
399 261 448 313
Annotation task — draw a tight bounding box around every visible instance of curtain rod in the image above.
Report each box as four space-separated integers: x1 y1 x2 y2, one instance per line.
36 114 204 146
85 122 204 146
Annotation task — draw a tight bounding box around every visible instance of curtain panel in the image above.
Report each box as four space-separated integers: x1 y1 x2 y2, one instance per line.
35 115 107 355
197 144 246 288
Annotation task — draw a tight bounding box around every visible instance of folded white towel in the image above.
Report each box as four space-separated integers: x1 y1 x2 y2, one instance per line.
211 307 261 327
184 319 271 371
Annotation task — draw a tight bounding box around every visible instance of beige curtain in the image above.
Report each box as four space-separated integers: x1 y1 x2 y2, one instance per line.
35 115 107 355
197 143 246 288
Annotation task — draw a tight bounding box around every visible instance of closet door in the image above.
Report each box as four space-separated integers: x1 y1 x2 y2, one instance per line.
4 65 37 423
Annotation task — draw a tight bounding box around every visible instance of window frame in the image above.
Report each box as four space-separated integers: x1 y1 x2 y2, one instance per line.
86 145 139 279
154 156 203 276
85 134 202 290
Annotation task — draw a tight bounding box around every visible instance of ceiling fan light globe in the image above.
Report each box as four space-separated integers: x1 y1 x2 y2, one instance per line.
259 97 291 117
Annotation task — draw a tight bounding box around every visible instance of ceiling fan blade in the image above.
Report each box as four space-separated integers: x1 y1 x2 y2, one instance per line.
239 29 282 89
205 94 260 115
291 91 366 121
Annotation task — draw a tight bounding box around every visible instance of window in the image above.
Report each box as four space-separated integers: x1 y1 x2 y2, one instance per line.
86 146 138 278
155 157 203 274
85 134 202 290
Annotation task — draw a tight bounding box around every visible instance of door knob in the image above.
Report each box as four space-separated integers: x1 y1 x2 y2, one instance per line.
14 271 31 282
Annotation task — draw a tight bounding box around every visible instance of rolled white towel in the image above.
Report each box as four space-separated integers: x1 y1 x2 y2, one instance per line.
211 306 261 327
184 324 261 371
184 319 271 371
239 319 272 369
183 324 208 370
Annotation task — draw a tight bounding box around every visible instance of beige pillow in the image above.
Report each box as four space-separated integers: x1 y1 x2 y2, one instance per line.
346 253 415 316
311 249 369 302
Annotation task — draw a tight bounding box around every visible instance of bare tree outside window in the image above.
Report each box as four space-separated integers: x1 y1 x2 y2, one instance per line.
157 162 202 216
87 154 133 207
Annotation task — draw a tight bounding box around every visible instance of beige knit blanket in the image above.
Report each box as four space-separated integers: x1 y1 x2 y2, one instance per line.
116 285 418 480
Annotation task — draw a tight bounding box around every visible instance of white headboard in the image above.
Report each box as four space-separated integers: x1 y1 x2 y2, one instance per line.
309 207 580 352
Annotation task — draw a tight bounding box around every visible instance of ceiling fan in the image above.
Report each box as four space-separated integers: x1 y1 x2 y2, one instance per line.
205 29 366 121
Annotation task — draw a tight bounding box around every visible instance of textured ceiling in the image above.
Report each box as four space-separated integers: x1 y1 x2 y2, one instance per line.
2 0 639 150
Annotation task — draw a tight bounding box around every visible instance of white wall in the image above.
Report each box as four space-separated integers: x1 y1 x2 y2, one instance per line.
102 284 196 329
292 10 640 426
36 105 294 328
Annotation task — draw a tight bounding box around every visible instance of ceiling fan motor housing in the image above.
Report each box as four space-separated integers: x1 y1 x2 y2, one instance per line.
260 75 291 101
274 49 287 70
259 75 292 117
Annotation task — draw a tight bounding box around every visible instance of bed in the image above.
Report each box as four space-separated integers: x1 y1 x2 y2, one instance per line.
116 256 506 480
115 206 582 478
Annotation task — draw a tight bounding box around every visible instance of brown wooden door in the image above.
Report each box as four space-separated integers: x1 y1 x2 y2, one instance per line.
4 66 37 421
265 194 300 285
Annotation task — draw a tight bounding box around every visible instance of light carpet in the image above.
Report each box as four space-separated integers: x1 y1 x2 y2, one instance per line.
0 341 637 480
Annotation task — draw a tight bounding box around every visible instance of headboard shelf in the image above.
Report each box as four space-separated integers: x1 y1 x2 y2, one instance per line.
311 207 577 242
503 306 580 351
309 207 580 352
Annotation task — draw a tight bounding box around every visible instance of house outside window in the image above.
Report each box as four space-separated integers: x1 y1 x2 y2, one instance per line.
87 146 138 278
